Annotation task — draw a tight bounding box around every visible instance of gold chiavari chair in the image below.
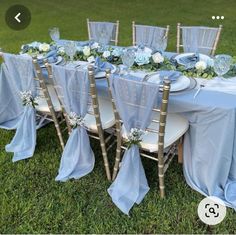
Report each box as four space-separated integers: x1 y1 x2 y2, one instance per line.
87 19 119 46
32 57 69 150
106 70 189 197
132 21 170 47
177 23 223 56
46 64 115 180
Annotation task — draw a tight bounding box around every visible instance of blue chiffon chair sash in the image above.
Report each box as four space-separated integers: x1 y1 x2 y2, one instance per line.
51 65 95 182
182 26 218 55
2 53 37 162
107 76 159 215
135 25 167 51
89 22 115 45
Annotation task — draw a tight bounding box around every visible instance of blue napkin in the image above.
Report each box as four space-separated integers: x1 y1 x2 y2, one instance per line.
94 57 113 72
38 50 57 65
179 53 199 68
158 70 182 83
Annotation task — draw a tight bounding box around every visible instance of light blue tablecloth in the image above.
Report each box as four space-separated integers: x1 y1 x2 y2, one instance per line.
96 77 236 211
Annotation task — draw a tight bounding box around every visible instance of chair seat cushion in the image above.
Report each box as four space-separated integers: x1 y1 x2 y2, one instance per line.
122 113 189 152
84 97 115 131
36 85 61 112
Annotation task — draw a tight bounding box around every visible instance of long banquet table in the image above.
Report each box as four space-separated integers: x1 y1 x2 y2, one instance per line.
1 42 236 211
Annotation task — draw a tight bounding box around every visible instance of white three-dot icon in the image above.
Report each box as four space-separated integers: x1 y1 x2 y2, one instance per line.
212 16 224 20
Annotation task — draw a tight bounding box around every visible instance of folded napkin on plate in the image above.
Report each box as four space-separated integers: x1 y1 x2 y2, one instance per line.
38 50 58 65
94 57 113 72
148 70 181 84
179 53 199 68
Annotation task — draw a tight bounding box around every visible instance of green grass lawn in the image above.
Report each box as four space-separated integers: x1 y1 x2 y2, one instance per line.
0 0 236 233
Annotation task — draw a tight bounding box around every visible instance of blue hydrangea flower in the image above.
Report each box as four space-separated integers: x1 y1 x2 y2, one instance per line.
134 52 150 66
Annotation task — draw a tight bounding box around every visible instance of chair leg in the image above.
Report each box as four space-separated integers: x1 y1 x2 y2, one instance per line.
177 138 183 164
112 147 121 181
54 120 65 150
158 166 165 198
50 113 65 150
97 130 111 181
158 151 165 198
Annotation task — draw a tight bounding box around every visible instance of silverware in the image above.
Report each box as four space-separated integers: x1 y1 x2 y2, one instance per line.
194 84 205 99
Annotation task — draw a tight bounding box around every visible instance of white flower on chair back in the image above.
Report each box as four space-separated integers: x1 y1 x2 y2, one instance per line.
20 90 38 108
68 112 85 129
152 52 164 64
126 128 146 149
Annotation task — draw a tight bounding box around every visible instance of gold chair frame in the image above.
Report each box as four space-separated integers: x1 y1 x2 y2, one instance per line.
87 18 119 46
46 64 114 180
106 70 184 198
176 23 223 56
132 21 170 47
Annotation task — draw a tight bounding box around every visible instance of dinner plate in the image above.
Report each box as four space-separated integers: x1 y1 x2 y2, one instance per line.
146 73 191 92
175 53 212 66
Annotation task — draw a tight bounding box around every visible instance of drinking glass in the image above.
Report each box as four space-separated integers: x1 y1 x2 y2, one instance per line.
64 41 77 65
121 49 136 74
49 27 60 43
213 54 232 79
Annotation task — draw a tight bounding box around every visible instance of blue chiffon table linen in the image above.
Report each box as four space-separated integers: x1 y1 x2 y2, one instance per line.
107 76 159 215
167 86 236 211
96 72 236 213
51 65 95 182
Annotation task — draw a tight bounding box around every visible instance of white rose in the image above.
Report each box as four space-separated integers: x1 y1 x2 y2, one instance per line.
39 43 50 52
195 61 207 71
91 42 99 49
87 56 95 63
152 52 164 64
83 46 91 56
102 50 111 58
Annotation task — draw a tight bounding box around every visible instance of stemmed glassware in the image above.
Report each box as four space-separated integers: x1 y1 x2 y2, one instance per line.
64 41 77 66
121 48 136 75
213 54 232 80
49 27 60 43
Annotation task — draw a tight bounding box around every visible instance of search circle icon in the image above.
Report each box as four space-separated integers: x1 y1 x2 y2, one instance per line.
198 196 226 225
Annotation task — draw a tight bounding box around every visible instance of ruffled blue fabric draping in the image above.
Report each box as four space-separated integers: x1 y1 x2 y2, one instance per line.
89 22 115 45
0 61 22 129
107 76 159 215
135 25 167 52
182 27 218 55
167 89 236 211
3 53 37 162
51 65 95 182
